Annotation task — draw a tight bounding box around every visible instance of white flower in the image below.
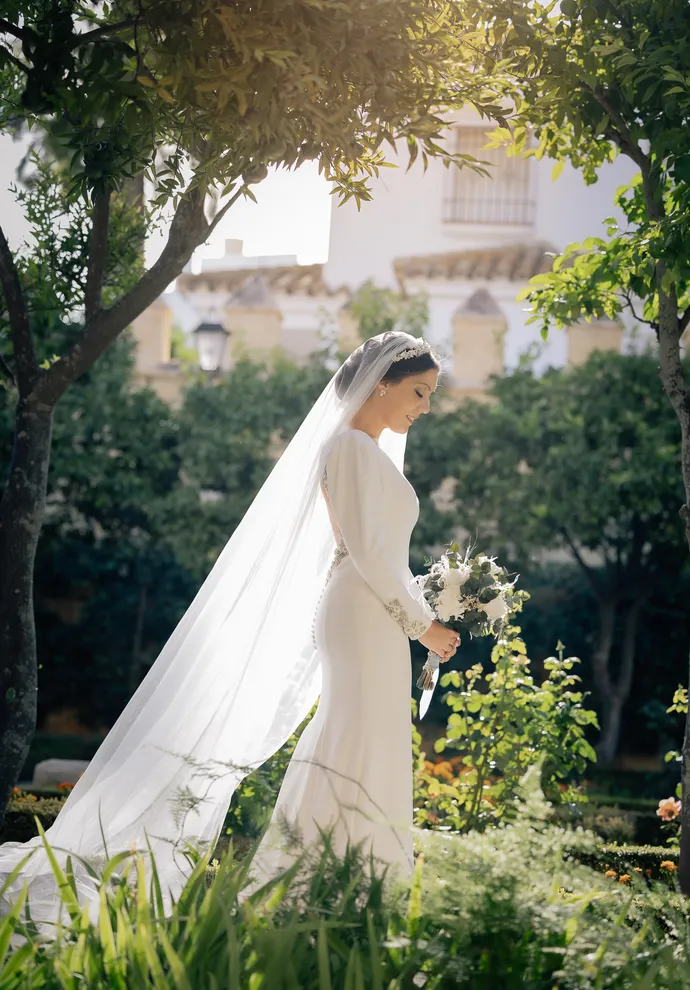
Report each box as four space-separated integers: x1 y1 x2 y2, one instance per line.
481 594 508 621
435 585 461 622
445 562 471 588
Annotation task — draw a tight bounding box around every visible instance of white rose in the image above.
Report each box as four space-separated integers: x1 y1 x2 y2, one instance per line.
445 563 471 588
435 585 460 622
481 594 508 621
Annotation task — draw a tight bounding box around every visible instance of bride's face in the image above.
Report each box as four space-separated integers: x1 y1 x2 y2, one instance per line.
380 367 439 434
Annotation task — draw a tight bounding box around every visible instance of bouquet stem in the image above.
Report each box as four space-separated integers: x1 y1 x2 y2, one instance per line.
416 652 440 691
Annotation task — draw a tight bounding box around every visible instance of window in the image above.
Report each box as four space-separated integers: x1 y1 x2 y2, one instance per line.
444 127 535 225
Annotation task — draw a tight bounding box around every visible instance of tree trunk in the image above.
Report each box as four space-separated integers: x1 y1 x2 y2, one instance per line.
590 598 617 762
595 595 645 765
652 266 690 893
0 397 54 821
675 402 690 894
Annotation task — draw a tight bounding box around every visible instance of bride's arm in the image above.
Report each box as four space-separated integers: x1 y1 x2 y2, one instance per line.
323 431 433 640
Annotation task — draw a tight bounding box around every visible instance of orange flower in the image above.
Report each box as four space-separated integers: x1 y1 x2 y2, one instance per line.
660 861 678 872
618 874 632 884
12 787 22 796
656 798 682 822
633 867 643 873
57 782 74 792
645 869 653 877
604 869 617 878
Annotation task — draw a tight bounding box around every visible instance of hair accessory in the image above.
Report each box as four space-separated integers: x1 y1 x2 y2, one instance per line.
390 339 433 363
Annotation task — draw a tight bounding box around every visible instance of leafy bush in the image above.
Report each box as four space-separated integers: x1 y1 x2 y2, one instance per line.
553 799 666 846
223 718 307 840
3 782 690 989
415 628 598 832
588 811 637 845
0 790 68 844
568 842 680 884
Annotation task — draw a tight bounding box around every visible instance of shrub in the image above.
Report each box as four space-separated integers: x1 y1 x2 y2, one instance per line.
3 782 690 989
415 629 598 832
553 800 666 846
568 842 680 885
0 790 67 844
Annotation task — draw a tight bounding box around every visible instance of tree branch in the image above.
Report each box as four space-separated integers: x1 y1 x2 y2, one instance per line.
0 44 30 74
0 18 35 44
74 19 136 45
0 224 37 394
206 185 246 237
591 86 651 177
622 291 655 328
557 523 601 597
34 185 209 406
84 190 112 323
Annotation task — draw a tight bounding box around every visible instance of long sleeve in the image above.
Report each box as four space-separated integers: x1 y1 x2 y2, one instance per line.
323 431 433 640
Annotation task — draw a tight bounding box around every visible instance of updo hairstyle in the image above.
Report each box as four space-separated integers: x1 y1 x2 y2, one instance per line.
334 337 441 400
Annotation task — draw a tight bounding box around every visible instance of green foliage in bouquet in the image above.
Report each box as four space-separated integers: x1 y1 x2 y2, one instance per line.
415 628 599 833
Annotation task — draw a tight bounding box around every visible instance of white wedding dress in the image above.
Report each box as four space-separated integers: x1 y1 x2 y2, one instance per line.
0 331 431 929
248 429 433 887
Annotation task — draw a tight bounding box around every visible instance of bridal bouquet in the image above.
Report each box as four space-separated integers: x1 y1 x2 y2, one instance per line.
414 543 528 717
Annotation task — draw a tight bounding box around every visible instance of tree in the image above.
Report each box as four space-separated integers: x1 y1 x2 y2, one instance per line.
1 337 330 733
0 0 504 821
349 282 429 345
418 353 685 763
463 0 690 886
160 352 330 580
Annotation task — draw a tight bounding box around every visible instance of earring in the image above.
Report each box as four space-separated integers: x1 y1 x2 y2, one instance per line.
379 388 387 397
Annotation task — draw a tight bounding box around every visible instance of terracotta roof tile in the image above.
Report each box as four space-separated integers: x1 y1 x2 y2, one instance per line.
177 264 343 299
394 243 556 284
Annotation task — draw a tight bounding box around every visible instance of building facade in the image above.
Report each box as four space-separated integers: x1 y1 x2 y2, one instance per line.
323 113 641 390
1 122 646 407
132 116 641 405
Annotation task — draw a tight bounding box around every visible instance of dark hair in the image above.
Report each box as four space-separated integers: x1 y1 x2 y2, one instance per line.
381 351 440 385
334 340 440 400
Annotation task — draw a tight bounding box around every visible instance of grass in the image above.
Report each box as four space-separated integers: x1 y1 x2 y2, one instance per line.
1 783 689 989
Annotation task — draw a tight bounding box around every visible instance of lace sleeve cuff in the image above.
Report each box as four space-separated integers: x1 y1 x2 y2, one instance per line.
384 599 432 640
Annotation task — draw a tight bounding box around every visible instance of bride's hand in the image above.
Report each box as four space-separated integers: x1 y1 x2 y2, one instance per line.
418 620 460 662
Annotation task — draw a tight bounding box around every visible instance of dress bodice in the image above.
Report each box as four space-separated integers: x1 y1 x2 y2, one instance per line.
318 430 432 640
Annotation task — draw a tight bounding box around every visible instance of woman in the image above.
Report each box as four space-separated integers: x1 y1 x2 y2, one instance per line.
0 331 458 925
248 334 459 887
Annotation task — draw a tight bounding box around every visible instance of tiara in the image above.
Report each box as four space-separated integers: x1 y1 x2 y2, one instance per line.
390 339 433 363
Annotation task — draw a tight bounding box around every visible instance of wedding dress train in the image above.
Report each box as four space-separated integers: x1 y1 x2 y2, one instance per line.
248 429 433 887
0 331 429 928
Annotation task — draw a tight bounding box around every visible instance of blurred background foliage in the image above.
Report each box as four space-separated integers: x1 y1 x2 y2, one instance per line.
1 284 686 794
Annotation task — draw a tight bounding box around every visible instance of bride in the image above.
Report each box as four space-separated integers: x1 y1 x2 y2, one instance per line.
0 330 459 924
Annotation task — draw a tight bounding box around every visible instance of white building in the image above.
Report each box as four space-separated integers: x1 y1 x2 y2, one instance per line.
324 113 639 389
1 119 643 406
161 115 639 403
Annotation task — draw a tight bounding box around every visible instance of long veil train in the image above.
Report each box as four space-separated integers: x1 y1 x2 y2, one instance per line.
0 330 417 926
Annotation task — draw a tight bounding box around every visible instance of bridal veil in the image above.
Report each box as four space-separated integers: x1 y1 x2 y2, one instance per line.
0 330 423 924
